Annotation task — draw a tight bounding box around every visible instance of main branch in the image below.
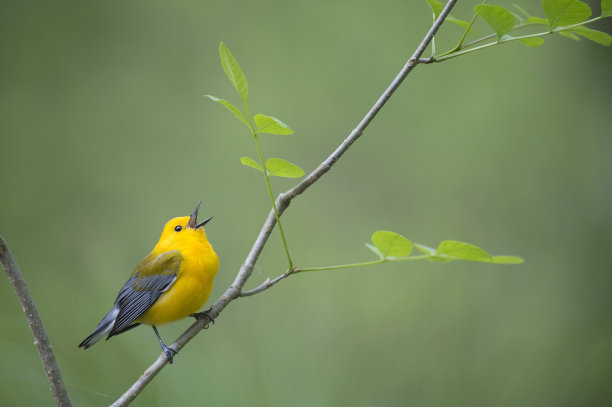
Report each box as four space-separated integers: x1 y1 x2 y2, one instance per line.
0 237 72 407
111 1 457 405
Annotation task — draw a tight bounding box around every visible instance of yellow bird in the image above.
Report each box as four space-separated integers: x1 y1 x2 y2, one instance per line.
79 202 219 363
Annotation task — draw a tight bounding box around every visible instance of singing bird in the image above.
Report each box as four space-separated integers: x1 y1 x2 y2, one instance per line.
79 203 219 363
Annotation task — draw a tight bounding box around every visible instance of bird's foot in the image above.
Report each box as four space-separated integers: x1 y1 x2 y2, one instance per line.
161 343 178 364
191 308 215 328
152 326 178 364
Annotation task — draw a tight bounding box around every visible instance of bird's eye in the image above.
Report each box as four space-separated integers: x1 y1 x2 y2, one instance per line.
174 225 182 232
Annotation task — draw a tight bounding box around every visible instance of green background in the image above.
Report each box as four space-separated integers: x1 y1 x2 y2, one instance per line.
1 0 611 405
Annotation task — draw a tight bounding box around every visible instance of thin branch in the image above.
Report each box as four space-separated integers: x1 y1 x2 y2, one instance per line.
432 30 552 62
426 16 607 64
241 255 432 296
239 268 295 297
460 32 498 49
111 1 458 405
456 0 489 49
0 236 72 407
253 133 294 269
295 255 430 273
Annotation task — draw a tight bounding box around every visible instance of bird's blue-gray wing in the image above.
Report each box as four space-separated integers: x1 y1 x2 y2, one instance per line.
108 250 182 337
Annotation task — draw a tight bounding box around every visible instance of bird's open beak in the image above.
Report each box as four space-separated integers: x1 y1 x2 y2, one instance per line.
187 202 213 229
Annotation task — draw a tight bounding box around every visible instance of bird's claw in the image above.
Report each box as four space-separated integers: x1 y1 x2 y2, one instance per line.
161 343 178 364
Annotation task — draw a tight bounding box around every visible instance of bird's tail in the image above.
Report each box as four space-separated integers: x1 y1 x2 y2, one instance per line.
78 307 119 349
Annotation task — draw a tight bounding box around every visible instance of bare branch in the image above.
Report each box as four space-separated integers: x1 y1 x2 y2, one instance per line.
112 1 457 404
240 268 295 297
0 236 72 407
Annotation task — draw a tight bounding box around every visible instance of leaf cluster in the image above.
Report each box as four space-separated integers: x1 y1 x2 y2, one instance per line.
366 231 522 264
206 43 304 179
208 40 525 275
426 0 612 62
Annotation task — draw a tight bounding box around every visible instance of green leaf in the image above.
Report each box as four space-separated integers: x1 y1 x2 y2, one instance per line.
515 5 550 25
519 37 545 46
447 16 473 30
365 243 384 260
543 0 591 28
603 0 612 17
474 5 515 39
414 243 436 256
492 256 525 264
526 16 551 25
433 241 523 264
558 30 581 40
240 156 264 172
371 231 413 258
429 256 453 262
254 114 294 135
205 95 252 130
426 0 444 18
568 26 612 45
414 243 452 262
219 42 249 105
265 158 304 178
435 240 493 262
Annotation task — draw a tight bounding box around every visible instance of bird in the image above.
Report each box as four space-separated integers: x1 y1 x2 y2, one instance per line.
78 202 219 363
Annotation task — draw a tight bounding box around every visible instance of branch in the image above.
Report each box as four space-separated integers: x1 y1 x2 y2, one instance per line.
421 16 609 64
112 1 457 405
240 268 295 297
0 236 72 407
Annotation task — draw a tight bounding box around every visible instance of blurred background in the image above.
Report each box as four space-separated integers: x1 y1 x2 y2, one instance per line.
1 0 611 405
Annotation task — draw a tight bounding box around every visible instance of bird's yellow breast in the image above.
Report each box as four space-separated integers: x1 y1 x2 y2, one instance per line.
137 246 219 326
135 215 220 326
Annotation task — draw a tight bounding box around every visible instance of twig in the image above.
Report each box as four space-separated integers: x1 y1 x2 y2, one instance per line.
111 1 457 405
0 236 72 407
240 268 295 297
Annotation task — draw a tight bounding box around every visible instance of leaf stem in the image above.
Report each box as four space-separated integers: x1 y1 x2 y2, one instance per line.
435 15 606 62
253 133 293 268
431 11 437 57
242 96 293 268
433 15 606 63
559 15 605 29
443 0 488 55
295 255 430 273
460 22 532 49
434 32 541 61
243 103 256 133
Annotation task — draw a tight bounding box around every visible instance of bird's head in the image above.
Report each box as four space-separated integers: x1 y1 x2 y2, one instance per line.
156 202 213 251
